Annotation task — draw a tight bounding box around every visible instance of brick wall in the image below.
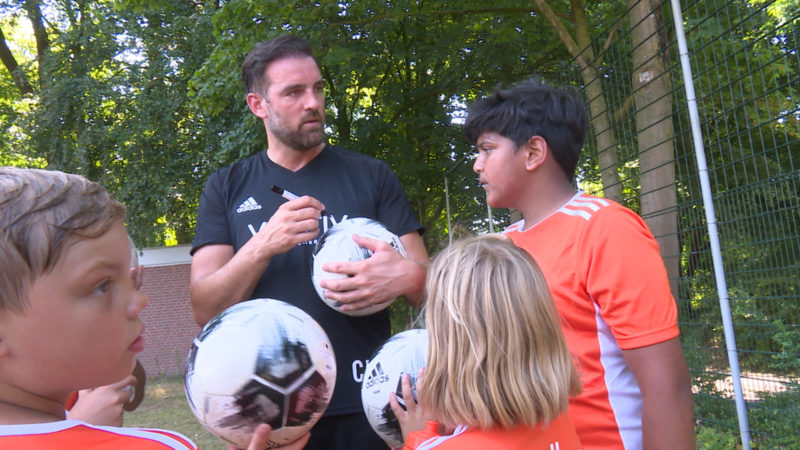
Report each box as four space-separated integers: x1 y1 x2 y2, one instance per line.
138 263 200 376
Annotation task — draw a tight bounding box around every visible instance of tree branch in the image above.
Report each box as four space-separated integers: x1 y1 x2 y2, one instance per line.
329 7 535 26
22 0 49 57
0 26 33 95
531 0 586 68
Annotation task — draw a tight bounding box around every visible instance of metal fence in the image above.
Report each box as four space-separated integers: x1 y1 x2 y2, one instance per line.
551 0 799 447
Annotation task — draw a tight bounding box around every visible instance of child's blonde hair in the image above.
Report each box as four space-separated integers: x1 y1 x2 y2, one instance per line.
0 167 125 312
420 235 580 429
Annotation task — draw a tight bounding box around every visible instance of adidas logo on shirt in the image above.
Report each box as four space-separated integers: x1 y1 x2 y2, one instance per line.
236 196 262 213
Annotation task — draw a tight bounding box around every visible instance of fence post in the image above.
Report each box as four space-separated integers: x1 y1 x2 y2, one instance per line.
444 175 452 245
668 0 752 447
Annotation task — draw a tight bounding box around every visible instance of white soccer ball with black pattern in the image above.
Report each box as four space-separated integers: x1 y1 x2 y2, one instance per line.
360 329 428 448
312 217 407 316
184 298 336 449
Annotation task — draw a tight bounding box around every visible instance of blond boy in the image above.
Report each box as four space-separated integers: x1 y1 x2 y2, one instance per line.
0 167 303 449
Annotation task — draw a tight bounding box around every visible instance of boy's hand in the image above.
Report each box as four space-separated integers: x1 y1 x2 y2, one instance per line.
67 375 137 426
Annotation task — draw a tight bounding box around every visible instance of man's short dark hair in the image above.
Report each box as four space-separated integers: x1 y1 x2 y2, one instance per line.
463 77 588 181
242 34 316 96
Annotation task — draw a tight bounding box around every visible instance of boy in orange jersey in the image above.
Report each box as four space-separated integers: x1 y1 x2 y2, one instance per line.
464 79 695 450
0 167 307 450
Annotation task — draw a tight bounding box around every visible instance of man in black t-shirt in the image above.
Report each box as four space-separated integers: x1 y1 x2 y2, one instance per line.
190 35 429 450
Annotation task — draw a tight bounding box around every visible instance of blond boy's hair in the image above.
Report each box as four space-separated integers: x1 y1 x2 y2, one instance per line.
420 235 581 429
0 167 125 312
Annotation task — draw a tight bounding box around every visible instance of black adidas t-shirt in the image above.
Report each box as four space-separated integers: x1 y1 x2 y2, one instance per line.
191 144 423 415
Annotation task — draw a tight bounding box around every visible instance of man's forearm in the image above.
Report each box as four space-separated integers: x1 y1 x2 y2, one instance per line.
190 246 273 326
398 258 428 308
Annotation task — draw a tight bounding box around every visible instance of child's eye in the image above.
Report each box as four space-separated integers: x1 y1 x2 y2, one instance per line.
92 279 111 296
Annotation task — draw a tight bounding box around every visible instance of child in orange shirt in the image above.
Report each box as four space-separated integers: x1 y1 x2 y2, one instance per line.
465 77 694 449
0 167 306 450
391 235 582 449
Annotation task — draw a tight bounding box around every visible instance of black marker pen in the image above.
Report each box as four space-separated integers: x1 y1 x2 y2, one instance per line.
271 184 300 201
271 184 327 216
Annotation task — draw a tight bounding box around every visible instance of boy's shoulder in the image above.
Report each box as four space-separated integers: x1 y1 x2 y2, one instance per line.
557 192 625 221
0 420 196 449
505 192 633 233
505 192 653 252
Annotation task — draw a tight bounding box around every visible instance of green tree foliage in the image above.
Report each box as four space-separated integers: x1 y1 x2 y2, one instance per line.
189 0 570 252
2 0 798 442
0 0 218 246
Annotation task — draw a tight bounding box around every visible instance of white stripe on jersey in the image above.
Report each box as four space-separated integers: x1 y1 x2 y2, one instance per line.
559 192 611 221
416 425 469 449
0 420 195 449
558 207 592 221
572 196 610 209
592 302 643 450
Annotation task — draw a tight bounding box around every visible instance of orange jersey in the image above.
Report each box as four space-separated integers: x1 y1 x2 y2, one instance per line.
404 413 581 449
505 192 679 449
0 420 197 449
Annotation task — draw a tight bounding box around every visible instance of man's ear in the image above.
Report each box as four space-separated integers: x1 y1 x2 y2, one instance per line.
246 92 269 119
523 135 548 171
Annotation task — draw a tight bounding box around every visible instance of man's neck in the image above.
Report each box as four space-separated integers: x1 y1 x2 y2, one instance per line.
265 142 326 172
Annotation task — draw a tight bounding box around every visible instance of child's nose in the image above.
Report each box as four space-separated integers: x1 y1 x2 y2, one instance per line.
128 290 148 319
473 156 483 172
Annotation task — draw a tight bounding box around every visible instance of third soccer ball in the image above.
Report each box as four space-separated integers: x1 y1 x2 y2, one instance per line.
360 329 428 448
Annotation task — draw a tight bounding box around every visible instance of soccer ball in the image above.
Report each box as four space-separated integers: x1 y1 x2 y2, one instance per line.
184 298 336 449
312 217 407 316
361 329 428 448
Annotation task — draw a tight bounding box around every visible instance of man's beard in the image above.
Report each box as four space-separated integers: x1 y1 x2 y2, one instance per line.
268 111 325 151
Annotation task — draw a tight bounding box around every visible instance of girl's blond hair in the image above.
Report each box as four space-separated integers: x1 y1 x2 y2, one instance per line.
420 235 580 429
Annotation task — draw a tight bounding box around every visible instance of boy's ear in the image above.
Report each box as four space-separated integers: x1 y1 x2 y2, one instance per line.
523 135 548 171
0 333 9 359
0 312 12 358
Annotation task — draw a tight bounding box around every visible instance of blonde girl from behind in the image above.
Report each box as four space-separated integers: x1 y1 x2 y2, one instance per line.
394 235 582 449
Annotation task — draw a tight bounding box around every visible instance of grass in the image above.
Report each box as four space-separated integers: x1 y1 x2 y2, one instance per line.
124 374 224 449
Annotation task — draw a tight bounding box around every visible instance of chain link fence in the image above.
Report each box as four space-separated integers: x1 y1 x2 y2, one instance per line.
550 0 799 447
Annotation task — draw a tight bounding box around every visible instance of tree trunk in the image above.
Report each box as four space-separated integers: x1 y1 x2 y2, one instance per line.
21 0 49 87
533 0 623 202
572 2 623 202
0 27 33 95
627 0 681 299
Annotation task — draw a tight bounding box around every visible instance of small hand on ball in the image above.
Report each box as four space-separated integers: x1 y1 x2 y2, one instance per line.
389 369 432 443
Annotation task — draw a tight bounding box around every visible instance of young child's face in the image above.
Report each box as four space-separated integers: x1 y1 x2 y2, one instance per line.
0 220 147 399
473 131 528 208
